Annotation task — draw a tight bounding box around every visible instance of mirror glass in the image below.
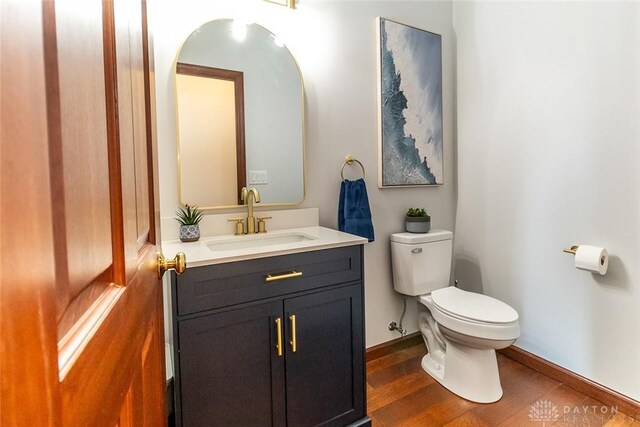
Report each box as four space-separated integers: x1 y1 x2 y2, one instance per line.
176 19 305 209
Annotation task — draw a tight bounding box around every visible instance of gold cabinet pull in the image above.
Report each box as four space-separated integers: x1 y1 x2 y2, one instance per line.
157 252 186 279
289 314 297 353
265 271 303 282
275 317 283 357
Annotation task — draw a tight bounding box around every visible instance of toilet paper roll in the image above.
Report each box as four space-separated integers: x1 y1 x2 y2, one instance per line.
575 245 608 275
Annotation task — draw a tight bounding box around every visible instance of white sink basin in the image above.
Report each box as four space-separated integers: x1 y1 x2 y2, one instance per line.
206 232 317 252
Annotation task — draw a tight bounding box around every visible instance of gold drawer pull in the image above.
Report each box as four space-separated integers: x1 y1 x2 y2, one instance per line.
289 314 297 353
275 317 283 357
265 271 303 282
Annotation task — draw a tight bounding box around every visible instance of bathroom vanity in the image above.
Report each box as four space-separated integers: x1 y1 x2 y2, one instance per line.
166 227 370 427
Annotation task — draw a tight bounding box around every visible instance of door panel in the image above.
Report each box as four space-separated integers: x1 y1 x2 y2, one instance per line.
284 284 365 427
1 0 165 425
111 0 152 273
0 0 61 424
124 0 151 248
116 287 165 427
60 260 159 425
112 0 141 280
50 0 114 336
177 301 286 427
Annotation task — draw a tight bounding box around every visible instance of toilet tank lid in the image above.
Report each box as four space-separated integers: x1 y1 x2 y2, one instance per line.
390 229 453 244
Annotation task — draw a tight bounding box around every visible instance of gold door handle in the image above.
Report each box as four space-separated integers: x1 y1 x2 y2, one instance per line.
157 252 186 279
275 317 283 357
265 271 303 282
289 314 297 353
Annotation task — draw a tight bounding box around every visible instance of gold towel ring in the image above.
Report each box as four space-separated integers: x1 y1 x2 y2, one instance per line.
340 155 365 180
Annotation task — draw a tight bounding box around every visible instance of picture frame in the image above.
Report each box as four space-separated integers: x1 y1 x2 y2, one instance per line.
377 17 444 187
263 0 296 9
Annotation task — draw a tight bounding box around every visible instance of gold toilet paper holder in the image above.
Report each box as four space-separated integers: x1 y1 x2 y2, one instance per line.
563 245 579 255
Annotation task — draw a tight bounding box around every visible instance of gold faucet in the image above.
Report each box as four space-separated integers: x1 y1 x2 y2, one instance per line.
241 187 261 234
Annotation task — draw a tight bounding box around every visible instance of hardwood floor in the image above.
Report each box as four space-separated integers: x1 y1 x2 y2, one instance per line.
366 342 639 427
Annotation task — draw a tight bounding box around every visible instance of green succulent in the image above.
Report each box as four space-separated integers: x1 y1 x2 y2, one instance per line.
406 207 429 218
176 204 204 225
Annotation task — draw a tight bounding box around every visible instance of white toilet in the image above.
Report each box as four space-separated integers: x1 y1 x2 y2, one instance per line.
390 230 520 403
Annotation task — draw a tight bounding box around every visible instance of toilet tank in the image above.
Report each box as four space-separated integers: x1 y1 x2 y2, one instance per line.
390 230 453 296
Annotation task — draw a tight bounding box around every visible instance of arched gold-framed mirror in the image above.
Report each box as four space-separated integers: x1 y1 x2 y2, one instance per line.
175 19 305 210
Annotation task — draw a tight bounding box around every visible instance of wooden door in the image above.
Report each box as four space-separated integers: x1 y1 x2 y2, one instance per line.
1 0 166 425
284 285 365 427
177 301 286 427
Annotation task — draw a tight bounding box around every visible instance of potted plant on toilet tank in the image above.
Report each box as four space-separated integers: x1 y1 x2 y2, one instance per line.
405 207 430 233
176 203 204 242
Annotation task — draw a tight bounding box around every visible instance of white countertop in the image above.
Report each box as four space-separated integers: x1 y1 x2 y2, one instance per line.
161 226 367 268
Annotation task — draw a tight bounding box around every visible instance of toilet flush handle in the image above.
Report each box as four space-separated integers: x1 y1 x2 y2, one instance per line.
411 248 423 254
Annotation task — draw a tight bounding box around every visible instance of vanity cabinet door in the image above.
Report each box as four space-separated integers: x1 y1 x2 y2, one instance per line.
284 284 365 427
177 301 286 427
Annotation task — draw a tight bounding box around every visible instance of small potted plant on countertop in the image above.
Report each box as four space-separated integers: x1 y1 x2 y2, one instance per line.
405 208 431 233
176 203 204 242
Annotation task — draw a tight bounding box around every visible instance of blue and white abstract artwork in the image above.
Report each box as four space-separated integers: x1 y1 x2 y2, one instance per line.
378 18 443 186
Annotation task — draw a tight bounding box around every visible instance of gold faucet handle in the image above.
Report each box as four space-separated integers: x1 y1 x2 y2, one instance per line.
227 218 246 235
257 216 272 233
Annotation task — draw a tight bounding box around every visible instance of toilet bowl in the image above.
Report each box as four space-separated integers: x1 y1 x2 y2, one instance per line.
418 287 519 403
390 230 520 403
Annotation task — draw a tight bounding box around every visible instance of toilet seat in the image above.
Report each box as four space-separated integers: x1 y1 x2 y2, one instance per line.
431 287 518 325
419 288 520 341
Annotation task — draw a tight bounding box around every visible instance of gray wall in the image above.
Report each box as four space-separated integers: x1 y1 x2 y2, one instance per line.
454 1 640 400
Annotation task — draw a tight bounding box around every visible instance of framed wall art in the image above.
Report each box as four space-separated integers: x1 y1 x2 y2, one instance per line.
377 18 443 187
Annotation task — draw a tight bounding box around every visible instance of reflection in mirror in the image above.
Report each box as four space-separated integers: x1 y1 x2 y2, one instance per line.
176 64 246 206
176 19 305 209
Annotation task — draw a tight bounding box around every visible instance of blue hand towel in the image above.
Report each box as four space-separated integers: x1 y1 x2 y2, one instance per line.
338 178 375 242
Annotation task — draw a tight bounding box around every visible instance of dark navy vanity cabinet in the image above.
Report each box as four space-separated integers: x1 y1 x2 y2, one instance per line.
171 245 370 427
